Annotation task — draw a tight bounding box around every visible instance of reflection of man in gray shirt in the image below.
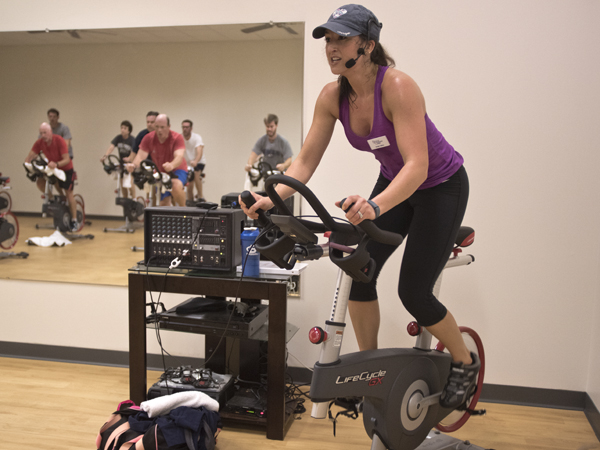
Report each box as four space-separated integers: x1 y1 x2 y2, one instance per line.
46 108 73 159
245 114 292 173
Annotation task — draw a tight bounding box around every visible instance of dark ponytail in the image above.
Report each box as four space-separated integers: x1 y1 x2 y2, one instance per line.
338 39 395 106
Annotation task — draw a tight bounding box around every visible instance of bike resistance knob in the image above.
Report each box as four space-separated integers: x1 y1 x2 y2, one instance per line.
309 326 327 344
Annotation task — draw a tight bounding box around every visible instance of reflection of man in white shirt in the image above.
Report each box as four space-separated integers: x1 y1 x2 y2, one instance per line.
182 119 205 201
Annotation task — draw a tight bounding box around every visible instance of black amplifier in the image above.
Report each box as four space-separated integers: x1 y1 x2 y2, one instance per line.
144 206 245 273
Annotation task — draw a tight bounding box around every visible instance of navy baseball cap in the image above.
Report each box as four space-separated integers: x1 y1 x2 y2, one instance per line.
313 4 382 42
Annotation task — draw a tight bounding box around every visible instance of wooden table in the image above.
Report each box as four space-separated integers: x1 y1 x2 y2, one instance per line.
128 270 294 440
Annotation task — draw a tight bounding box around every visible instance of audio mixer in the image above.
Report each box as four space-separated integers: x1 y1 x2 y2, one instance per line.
144 206 245 273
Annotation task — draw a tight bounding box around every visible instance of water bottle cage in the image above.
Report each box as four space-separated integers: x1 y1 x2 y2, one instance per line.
253 229 296 270
329 233 376 283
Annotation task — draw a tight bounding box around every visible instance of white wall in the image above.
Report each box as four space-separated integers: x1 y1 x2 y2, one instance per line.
0 279 211 357
1 0 599 398
0 39 303 214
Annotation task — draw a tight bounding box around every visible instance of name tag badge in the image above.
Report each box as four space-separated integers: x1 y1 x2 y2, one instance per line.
368 136 390 150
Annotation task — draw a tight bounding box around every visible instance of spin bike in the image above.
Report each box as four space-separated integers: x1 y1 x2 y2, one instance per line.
0 174 28 259
23 155 92 240
102 154 145 233
241 175 486 450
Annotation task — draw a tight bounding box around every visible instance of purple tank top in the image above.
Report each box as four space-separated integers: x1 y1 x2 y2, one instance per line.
339 65 463 189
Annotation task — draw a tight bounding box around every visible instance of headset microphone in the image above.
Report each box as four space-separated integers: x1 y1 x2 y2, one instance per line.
345 47 366 69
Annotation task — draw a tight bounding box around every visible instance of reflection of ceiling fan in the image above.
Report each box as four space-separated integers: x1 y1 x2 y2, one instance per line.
241 21 298 35
28 29 115 39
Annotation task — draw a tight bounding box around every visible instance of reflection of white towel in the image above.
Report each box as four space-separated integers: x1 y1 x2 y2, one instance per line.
140 391 219 418
243 173 252 192
26 230 72 247
122 172 132 188
47 166 66 182
23 162 35 174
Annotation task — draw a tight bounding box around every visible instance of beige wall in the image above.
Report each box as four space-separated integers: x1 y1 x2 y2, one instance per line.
1 39 303 213
1 0 599 407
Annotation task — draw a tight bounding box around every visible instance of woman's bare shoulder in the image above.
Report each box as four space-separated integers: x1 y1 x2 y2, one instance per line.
316 80 341 117
381 67 425 113
382 67 420 93
319 80 340 102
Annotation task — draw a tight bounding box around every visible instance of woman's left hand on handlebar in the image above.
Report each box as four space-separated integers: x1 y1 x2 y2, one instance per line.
336 195 376 225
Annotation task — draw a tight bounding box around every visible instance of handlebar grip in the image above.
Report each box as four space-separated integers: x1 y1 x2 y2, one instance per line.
340 197 349 211
240 190 271 228
339 197 403 247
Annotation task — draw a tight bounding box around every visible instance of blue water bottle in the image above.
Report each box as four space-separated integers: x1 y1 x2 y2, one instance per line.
241 228 260 278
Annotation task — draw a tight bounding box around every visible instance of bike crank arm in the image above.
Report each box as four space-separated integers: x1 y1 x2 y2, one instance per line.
415 392 441 410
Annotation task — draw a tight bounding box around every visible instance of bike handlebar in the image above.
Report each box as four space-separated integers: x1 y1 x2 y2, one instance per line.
241 174 404 282
263 174 403 246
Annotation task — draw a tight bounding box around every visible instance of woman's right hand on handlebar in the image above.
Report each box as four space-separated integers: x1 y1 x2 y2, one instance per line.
239 191 274 219
337 195 376 225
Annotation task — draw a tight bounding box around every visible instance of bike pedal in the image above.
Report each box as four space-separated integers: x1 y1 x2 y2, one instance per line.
459 407 486 416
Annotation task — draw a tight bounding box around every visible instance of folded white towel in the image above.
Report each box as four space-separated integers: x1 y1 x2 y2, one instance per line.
140 391 219 418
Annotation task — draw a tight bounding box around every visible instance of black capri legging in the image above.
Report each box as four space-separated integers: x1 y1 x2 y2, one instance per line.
349 165 469 327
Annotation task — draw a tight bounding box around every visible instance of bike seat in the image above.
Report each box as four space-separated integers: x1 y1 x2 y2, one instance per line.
455 226 474 247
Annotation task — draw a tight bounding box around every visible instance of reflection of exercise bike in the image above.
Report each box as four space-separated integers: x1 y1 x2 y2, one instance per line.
23 155 92 240
102 154 145 233
185 165 206 206
0 174 28 259
129 160 176 252
241 175 486 450
247 159 283 189
133 159 176 196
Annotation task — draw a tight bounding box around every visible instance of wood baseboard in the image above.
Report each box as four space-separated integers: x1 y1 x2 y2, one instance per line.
585 394 600 441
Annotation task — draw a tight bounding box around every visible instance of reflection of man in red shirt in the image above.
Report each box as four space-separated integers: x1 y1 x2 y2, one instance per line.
127 114 187 206
25 122 78 227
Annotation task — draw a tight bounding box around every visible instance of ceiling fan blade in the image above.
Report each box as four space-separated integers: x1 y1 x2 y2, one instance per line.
241 23 274 34
28 29 63 34
85 30 116 36
279 25 298 35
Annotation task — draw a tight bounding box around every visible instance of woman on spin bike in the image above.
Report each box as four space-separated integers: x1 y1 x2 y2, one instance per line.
240 4 479 409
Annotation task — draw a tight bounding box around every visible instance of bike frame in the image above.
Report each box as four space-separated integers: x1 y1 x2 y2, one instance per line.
309 249 476 450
